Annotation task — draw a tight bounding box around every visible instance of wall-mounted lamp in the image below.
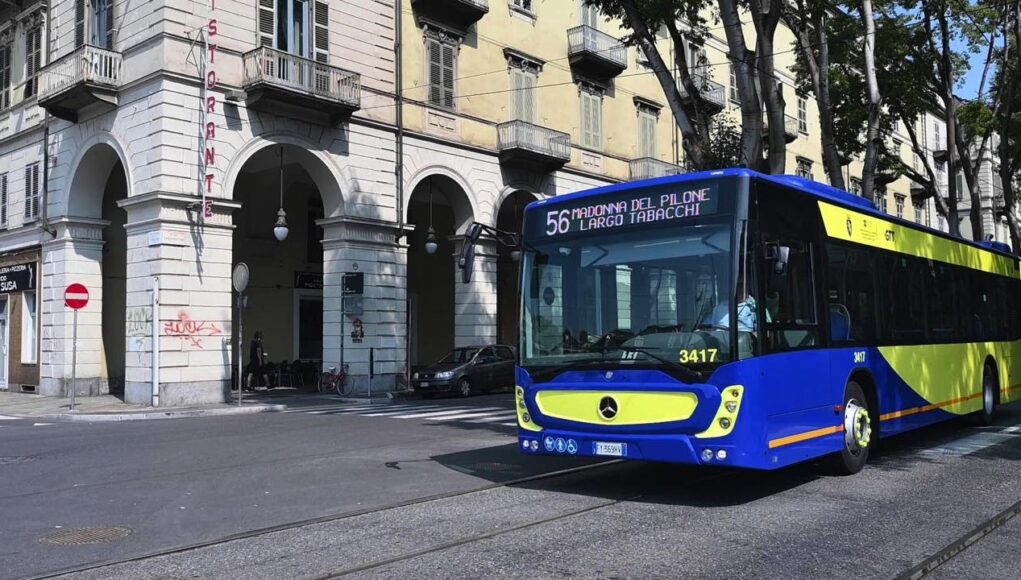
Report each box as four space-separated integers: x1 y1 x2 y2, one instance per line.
424 178 438 254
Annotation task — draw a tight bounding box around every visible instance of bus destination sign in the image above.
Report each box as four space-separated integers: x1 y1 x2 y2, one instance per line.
542 183 720 237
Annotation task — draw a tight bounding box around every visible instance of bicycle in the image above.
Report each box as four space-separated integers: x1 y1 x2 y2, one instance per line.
317 364 350 396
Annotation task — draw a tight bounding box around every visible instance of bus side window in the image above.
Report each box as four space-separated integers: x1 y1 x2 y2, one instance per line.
825 244 877 344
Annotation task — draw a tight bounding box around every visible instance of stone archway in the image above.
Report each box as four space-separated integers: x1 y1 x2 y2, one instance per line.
405 174 476 368
495 190 537 347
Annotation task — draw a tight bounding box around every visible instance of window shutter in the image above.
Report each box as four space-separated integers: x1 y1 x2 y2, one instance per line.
23 166 31 219
258 0 275 47
0 45 9 110
76 0 86 48
592 96 602 148
523 73 535 123
510 69 522 120
427 39 441 106
313 0 329 63
582 3 598 28
581 93 593 147
106 0 115 49
441 43 455 109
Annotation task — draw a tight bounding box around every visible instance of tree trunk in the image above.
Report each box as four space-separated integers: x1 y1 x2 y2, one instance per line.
718 0 763 169
787 6 845 189
933 4 962 237
860 0 882 203
618 1 708 168
750 0 786 174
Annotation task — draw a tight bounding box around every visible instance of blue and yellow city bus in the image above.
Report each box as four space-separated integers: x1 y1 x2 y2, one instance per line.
507 168 1021 474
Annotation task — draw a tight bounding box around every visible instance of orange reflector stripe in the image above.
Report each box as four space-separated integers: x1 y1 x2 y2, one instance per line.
768 425 844 449
769 390 992 450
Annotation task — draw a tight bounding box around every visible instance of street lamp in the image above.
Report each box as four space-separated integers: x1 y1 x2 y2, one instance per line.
273 146 289 241
424 178 437 254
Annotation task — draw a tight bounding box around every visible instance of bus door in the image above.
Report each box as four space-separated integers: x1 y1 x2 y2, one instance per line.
755 184 828 416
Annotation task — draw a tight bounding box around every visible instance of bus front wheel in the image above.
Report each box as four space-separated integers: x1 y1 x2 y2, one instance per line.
831 381 873 475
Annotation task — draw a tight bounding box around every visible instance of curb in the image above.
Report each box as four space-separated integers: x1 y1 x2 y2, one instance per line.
54 404 287 422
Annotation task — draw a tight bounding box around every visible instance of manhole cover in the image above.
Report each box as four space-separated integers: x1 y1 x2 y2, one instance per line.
41 526 133 546
0 456 34 465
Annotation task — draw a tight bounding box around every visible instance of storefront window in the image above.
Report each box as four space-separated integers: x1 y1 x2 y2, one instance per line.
21 290 36 363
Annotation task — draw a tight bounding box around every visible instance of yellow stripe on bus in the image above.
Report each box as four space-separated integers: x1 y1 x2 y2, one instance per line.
817 201 1019 278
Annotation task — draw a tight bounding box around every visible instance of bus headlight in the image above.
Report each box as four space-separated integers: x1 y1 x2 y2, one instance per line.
725 401 738 413
522 412 531 423
719 417 731 429
701 449 714 462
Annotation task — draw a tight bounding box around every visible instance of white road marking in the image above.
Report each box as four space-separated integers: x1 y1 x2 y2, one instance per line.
391 407 504 419
463 412 519 424
920 425 1021 458
424 410 511 421
33 422 53 426
0 415 20 420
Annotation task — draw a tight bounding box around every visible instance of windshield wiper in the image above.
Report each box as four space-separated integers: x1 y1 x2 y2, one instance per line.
600 346 703 383
529 357 615 383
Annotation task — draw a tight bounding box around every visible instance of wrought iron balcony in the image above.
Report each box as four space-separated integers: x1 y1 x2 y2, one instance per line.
242 47 361 123
629 158 683 181
567 26 627 79
763 114 799 143
411 0 488 30
38 45 122 122
497 120 571 170
678 75 725 115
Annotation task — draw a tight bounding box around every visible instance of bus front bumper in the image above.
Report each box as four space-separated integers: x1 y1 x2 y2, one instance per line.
517 428 740 467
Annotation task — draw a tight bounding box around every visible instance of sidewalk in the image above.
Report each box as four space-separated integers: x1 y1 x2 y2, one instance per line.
0 390 285 422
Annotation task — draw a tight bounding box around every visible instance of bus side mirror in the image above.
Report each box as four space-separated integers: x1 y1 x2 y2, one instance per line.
459 223 483 283
765 243 790 276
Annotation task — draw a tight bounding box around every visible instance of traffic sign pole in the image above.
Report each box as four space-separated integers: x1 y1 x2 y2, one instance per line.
64 283 89 411
71 308 77 411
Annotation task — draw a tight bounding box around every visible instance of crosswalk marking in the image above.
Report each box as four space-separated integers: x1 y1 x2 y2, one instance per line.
0 415 19 420
285 400 518 429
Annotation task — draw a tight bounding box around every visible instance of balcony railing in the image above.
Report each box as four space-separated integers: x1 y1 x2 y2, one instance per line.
39 45 122 102
764 114 799 142
679 76 726 111
497 120 571 165
242 47 360 110
629 158 683 181
567 26 627 76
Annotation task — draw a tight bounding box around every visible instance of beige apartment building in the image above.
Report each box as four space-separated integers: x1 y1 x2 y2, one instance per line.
0 0 1008 401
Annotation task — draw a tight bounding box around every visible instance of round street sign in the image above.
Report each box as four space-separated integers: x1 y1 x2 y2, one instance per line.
65 283 89 310
232 262 250 293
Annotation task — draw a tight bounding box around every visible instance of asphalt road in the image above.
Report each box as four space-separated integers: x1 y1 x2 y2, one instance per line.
3 392 1021 579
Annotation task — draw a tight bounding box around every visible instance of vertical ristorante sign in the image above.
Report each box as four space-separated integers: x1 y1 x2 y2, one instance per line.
200 4 218 221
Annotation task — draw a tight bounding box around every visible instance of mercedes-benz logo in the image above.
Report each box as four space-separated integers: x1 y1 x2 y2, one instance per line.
598 396 618 420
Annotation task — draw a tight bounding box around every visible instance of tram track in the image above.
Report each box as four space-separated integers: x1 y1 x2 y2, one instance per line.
895 496 1021 580
28 459 624 580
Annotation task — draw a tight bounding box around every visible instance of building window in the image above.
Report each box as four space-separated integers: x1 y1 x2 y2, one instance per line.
24 163 40 222
637 105 657 158
895 194 905 219
955 172 965 201
0 173 6 227
938 214 945 230
797 97 808 134
22 290 36 364
893 139 902 160
729 64 739 104
580 87 603 150
0 38 10 111
795 157 813 180
850 178 863 196
24 25 41 98
510 65 537 123
581 1 598 27
933 121 941 149
426 32 458 110
925 204 931 227
913 202 923 224
878 192 888 214
511 0 534 14
90 0 113 49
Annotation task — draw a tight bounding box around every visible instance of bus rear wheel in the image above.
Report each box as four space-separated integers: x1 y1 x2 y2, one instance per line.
831 381 873 475
979 363 997 426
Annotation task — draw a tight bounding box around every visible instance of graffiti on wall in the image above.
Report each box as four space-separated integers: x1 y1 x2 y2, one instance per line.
126 307 152 337
164 311 223 349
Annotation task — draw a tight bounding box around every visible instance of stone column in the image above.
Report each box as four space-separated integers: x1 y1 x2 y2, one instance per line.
454 237 497 347
39 218 109 397
119 193 239 406
321 217 408 394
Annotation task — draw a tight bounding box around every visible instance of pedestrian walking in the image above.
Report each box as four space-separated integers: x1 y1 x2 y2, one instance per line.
245 331 270 391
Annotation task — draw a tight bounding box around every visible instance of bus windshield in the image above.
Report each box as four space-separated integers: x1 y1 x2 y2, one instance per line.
521 218 751 377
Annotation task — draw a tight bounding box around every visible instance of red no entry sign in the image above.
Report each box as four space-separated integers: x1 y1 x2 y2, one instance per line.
65 283 89 310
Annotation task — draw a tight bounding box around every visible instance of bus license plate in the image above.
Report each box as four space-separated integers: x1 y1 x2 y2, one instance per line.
594 442 626 457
